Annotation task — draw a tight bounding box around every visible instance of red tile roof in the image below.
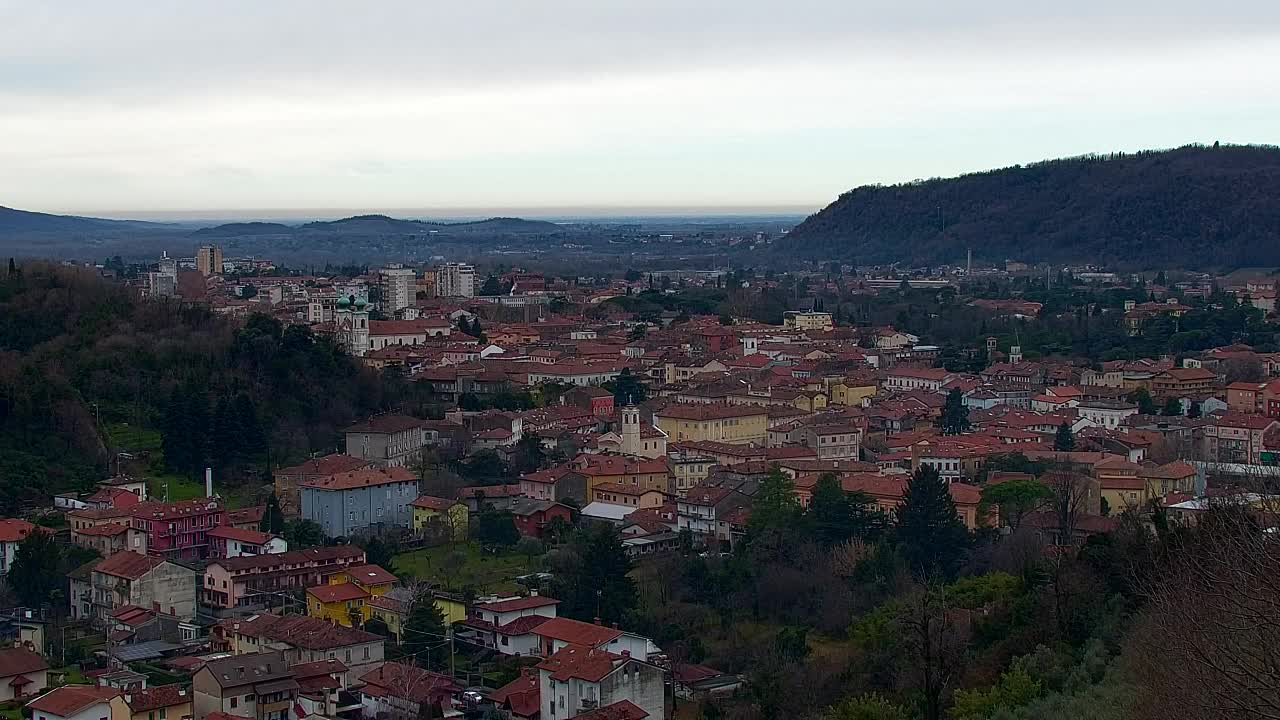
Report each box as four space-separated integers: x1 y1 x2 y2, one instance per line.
489 668 539 718
533 618 622 648
303 467 417 490
94 551 165 580
344 564 397 586
0 647 48 678
345 415 426 434
124 684 191 713
410 495 457 511
536 644 624 682
575 700 650 720
307 583 369 603
211 545 364 573
275 454 370 477
207 526 275 544
232 613 380 650
655 403 766 421
27 685 121 716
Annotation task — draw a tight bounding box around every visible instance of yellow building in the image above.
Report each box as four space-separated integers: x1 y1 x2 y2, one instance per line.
411 496 469 541
654 403 768 445
573 454 673 498
367 588 468 642
828 378 878 407
792 391 828 413
783 311 833 331
308 563 397 626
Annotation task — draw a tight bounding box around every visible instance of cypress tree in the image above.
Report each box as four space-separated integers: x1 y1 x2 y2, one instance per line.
895 465 969 578
1054 421 1075 451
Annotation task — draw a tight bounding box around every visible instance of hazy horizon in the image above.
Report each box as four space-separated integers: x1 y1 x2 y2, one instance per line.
4 2 1279 213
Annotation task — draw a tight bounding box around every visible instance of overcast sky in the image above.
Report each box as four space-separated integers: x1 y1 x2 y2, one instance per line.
2 1 1278 216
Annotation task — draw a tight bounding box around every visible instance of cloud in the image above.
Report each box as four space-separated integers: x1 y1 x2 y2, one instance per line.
1 1 1278 212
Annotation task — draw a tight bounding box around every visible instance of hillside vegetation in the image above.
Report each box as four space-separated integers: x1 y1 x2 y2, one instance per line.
784 144 1280 269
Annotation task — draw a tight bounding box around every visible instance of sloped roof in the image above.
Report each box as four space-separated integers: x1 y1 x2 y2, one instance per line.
533 618 622 648
94 551 165 580
0 647 48 678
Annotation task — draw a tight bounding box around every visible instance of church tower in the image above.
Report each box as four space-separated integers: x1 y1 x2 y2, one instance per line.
620 404 641 456
335 294 371 356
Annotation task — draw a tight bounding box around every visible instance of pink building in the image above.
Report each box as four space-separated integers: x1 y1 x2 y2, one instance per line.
128 498 227 561
203 546 366 611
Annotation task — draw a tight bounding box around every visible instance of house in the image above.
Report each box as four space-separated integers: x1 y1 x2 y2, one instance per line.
653 404 768 445
672 664 743 701
564 386 616 417
794 424 862 460
1076 400 1139 430
676 486 749 544
192 651 297 720
410 496 469 541
519 466 589 504
533 617 654 660
1093 457 1149 514
489 668 540 719
883 368 951 392
288 659 349 718
1203 413 1280 464
0 520 39 575
202 546 366 612
366 589 466 643
1150 367 1218 397
1226 381 1267 414
536 644 664 720
344 415 429 467
456 595 561 656
306 564 396 627
299 466 419 538
122 684 193 720
509 499 575 539
86 552 198 625
589 483 666 510
226 506 266 531
26 686 128 720
358 662 462 720
272 455 372 518
573 455 672 500
127 499 226 561
71 522 148 557
206 527 286 559
221 613 384 677
0 647 48 701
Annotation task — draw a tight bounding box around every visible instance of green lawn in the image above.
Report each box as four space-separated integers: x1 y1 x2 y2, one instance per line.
51 665 87 685
104 422 162 453
392 542 540 595
148 474 207 502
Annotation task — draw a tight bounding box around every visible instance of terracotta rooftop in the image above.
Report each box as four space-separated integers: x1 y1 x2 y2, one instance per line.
476 595 561 613
536 644 625 683
303 467 417 490
306 583 369 604
94 551 165 580
27 685 121 716
344 415 426 435
534 617 623 648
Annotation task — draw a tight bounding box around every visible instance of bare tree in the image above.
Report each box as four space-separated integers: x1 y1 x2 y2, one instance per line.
1129 504 1280 720
1043 466 1094 543
895 582 970 720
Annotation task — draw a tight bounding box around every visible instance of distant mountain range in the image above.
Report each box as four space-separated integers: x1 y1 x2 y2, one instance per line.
0 206 164 233
783 144 1280 269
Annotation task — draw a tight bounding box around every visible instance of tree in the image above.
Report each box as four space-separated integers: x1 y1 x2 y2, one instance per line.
895 466 969 578
475 509 519 547
7 258 15 275
403 586 449 670
361 535 396 571
1187 400 1202 419
746 467 802 547
284 519 325 548
980 478 1052 531
7 531 63 608
479 276 503 296
1128 387 1157 415
550 524 636 625
261 493 286 534
806 474 883 546
824 694 908 720
509 436 547 475
610 368 648 406
1054 422 1075 451
1043 467 1092 543
937 388 970 435
1161 397 1183 416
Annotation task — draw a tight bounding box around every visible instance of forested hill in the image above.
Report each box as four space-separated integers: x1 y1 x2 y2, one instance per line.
0 262 394 514
784 144 1280 269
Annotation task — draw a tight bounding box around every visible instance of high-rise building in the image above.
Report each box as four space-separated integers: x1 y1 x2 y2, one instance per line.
148 251 178 297
196 245 223 276
436 263 476 298
379 265 416 312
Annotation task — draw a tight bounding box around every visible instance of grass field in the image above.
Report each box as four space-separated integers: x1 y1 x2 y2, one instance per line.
392 541 540 595
104 422 163 453
104 422 256 507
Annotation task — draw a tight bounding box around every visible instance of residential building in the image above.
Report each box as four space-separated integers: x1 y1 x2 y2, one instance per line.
0 647 48 701
572 454 672 499
783 311 833 332
206 527 286 559
273 454 372 519
192 652 297 720
536 644 664 720
653 404 768 445
202 546 366 612
26 685 128 720
1150 367 1218 397
344 416 428 467
71 522 148 557
1226 381 1267 414
306 564 396 627
358 663 462 720
299 467 419 538
195 245 223 276
509 499 575 538
221 613 384 677
122 684 193 720
410 496 469 541
884 367 951 392
86 552 198 625
436 263 476 298
127 498 226 561
1076 400 1139 430
0 519 38 575
1203 413 1280 464
676 486 749 544
794 424 861 460
379 265 416 313
456 595 561 656
590 483 666 509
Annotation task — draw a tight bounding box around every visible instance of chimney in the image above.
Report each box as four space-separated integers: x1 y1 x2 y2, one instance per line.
205 467 213 498
529 589 538 597
125 695 132 705
621 650 630 657
593 617 602 626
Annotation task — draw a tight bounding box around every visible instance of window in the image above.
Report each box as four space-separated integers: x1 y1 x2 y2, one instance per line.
230 698 238 709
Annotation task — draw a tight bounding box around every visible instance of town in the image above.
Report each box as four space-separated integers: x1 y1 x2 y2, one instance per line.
1 246 1278 720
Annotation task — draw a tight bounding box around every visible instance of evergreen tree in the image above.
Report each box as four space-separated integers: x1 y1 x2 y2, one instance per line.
610 368 648 405
895 465 969 578
1161 397 1183 416
475 509 519 547
938 388 971 435
806 473 854 546
7 258 15 275
261 493 286 534
1187 401 1202 419
1054 422 1075 451
552 523 636 625
747 467 802 537
212 395 237 463
8 531 64 608
1128 387 1157 415
233 393 266 462
403 589 449 669
360 535 396 571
